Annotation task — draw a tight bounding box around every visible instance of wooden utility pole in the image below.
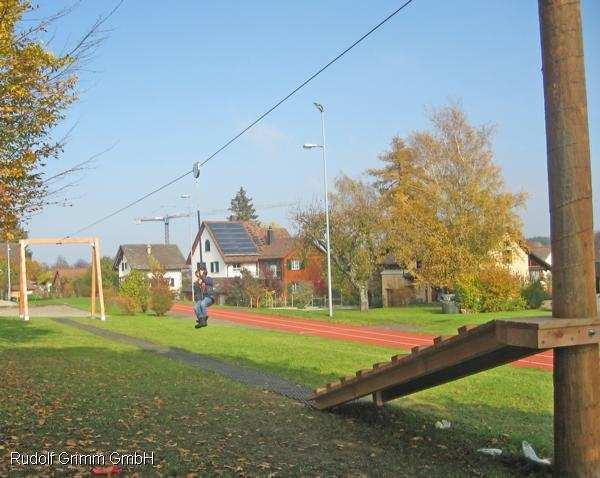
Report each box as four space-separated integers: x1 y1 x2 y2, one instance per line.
538 0 600 475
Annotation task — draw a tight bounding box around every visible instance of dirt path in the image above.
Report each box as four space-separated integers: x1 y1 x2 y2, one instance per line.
0 304 89 318
171 304 554 371
52 317 313 405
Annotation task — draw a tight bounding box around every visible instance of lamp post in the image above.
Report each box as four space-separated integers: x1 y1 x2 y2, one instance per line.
303 102 333 318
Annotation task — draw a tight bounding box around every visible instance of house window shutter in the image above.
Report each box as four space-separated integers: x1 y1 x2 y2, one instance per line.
300 260 305 270
287 260 292 270
215 262 220 273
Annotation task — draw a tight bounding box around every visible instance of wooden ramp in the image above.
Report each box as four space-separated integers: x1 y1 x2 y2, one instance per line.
309 317 600 410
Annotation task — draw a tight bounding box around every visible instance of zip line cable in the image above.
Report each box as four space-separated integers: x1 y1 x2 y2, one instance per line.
66 0 416 237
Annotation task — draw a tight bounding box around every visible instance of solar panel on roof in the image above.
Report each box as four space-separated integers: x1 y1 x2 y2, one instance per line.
209 223 258 255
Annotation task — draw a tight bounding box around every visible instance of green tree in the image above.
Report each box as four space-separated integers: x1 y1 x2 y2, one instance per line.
228 187 258 221
119 270 150 313
370 103 526 290
294 174 385 312
99 256 119 290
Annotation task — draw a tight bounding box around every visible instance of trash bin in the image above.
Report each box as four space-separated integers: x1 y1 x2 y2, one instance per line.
441 300 459 314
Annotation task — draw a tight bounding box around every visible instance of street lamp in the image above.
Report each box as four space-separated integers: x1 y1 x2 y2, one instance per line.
303 102 334 318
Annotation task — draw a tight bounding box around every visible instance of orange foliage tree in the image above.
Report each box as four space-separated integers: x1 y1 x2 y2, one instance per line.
371 103 526 290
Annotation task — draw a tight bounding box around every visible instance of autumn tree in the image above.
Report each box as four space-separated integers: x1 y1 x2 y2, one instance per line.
0 1 114 240
370 104 526 290
228 187 258 221
294 174 385 311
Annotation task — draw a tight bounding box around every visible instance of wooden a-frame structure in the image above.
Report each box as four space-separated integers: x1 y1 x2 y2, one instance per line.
18 237 106 321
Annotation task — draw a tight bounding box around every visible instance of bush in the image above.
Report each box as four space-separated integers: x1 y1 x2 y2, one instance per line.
521 280 550 309
113 295 138 315
150 286 173 316
455 266 526 313
119 270 150 312
148 256 173 316
289 281 314 309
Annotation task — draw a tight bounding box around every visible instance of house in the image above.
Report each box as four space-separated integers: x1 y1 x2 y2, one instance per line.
380 240 553 308
494 240 552 283
526 241 552 282
380 255 431 307
187 221 324 299
113 244 186 295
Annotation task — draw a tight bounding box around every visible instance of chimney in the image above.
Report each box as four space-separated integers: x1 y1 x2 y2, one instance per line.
147 244 152 255
266 226 274 245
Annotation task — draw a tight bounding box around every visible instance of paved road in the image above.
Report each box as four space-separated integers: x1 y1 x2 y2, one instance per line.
172 304 553 371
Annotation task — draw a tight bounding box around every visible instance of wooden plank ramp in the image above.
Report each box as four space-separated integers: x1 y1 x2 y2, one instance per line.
308 317 600 410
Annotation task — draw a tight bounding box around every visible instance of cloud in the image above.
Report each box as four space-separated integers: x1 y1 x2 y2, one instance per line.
244 122 288 153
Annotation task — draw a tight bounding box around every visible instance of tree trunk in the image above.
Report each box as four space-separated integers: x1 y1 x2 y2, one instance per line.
359 284 369 312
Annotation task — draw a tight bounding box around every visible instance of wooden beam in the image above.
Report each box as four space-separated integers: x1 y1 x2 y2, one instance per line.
373 391 384 407
19 241 28 321
22 237 96 246
91 245 96 318
457 325 475 335
309 318 600 410
93 238 106 321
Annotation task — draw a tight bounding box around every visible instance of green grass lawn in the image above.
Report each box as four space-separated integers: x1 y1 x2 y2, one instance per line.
31 296 551 336
215 303 550 335
68 313 553 461
0 315 551 476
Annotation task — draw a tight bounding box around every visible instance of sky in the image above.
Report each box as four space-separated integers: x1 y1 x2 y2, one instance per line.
25 0 600 264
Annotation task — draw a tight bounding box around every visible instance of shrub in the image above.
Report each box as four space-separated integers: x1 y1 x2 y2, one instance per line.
148 256 173 316
150 286 173 316
289 281 314 309
521 280 550 309
113 295 138 315
455 266 526 313
119 270 150 312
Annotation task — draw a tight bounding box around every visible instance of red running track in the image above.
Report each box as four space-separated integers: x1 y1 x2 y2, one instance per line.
171 304 553 371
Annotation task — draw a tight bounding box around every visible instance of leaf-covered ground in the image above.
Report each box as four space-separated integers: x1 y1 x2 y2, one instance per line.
1 315 554 476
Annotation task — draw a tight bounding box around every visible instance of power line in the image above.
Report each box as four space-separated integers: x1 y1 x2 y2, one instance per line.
66 0 416 237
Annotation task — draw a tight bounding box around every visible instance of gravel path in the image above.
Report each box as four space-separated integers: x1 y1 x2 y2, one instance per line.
52 317 314 407
0 304 89 317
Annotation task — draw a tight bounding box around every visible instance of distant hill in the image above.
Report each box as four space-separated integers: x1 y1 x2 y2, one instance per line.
527 236 551 246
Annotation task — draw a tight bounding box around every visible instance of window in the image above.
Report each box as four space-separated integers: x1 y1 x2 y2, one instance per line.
204 239 211 252
289 259 302 271
121 262 125 272
169 278 175 287
210 261 220 273
268 264 279 277
232 263 241 271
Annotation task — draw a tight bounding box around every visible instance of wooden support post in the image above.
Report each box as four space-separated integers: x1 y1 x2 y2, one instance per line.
90 244 97 318
373 391 384 407
19 240 29 321
538 0 600 474
93 238 106 321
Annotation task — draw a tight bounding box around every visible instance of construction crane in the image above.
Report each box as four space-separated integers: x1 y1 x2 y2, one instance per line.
134 201 296 244
134 212 189 244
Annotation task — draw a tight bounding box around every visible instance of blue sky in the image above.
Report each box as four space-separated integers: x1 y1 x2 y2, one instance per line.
27 1 600 263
